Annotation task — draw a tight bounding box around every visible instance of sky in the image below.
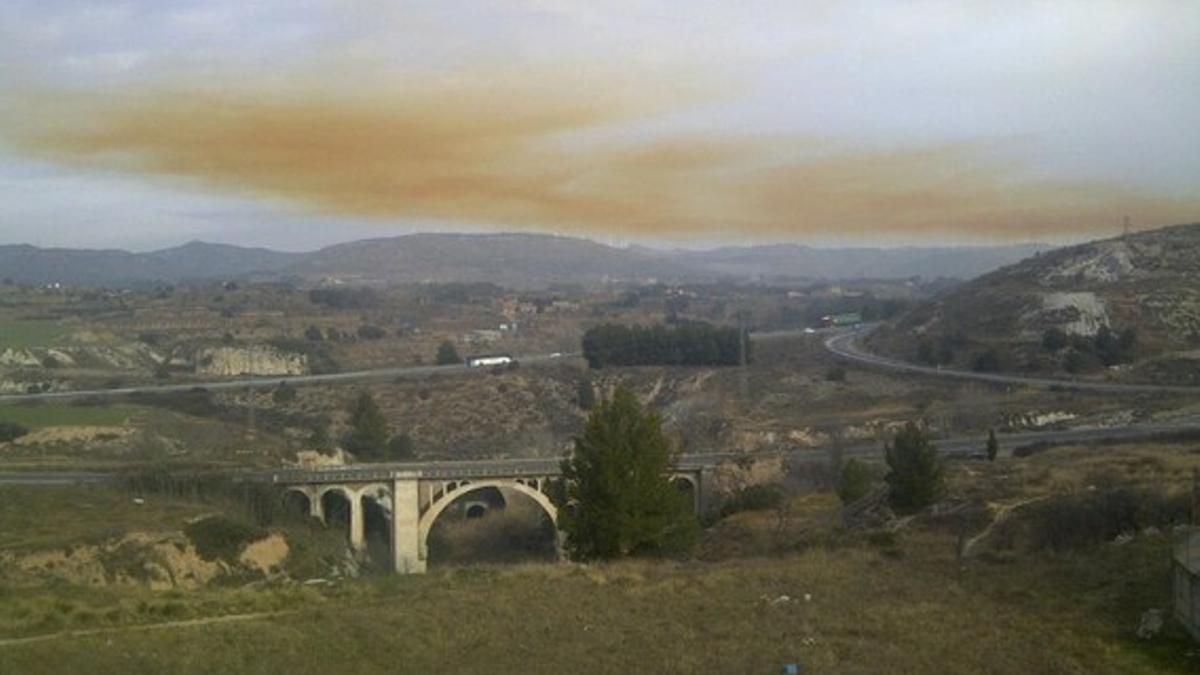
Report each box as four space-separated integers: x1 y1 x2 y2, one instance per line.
0 1 1198 251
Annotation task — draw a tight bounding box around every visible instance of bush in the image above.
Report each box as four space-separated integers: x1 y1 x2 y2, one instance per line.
972 348 1003 373
837 458 873 504
272 384 297 404
1027 486 1188 552
436 341 461 366
576 378 596 411
183 515 266 562
1041 328 1068 352
719 484 784 518
0 422 30 443
386 434 415 460
825 366 847 382
304 325 324 342
357 324 386 340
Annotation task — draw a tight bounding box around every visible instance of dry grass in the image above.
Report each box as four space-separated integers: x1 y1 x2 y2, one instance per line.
2 442 1199 673
0 530 1191 674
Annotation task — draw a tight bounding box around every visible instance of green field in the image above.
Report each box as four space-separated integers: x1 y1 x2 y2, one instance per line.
0 404 140 430
0 319 68 349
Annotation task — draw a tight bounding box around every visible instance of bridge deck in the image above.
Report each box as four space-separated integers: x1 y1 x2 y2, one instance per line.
270 455 718 484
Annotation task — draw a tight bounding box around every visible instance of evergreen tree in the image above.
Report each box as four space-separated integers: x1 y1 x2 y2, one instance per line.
986 428 999 462
557 386 697 559
884 422 944 511
343 391 391 459
576 378 596 411
386 433 415 460
837 458 873 504
436 340 461 365
308 421 331 451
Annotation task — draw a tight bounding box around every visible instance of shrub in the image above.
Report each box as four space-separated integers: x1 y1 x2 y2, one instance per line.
1028 486 1188 552
719 484 784 518
576 378 596 411
272 384 297 404
357 324 386 340
972 348 1003 373
436 341 461 366
837 458 873 504
1041 328 1068 351
386 434 415 460
825 366 847 382
184 515 266 562
304 325 324 342
0 422 29 443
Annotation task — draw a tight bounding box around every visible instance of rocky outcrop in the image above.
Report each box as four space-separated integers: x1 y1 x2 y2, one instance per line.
1040 292 1109 336
196 346 307 376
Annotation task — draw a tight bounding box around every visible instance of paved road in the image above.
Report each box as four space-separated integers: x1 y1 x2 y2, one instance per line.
0 353 578 403
825 327 1200 396
5 422 1198 486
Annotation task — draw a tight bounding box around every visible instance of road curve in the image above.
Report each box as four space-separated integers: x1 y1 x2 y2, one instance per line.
0 352 579 403
825 327 1200 396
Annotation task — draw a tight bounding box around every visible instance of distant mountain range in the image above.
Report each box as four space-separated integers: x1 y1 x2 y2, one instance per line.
0 233 1053 287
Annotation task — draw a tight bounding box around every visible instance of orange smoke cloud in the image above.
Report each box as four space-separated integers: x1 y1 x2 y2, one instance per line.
4 78 1197 240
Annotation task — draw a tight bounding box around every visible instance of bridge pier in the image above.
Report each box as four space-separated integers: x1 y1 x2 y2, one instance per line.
391 475 425 574
348 493 365 552
309 493 325 523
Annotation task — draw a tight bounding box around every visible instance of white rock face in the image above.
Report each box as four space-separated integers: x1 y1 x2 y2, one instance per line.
1042 241 1136 283
0 348 42 367
1042 292 1110 336
196 346 307 376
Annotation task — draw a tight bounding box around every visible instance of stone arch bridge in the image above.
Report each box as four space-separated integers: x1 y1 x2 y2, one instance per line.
272 457 714 574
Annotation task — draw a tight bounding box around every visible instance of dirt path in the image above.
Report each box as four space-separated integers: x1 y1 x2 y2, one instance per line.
962 495 1050 557
0 610 296 648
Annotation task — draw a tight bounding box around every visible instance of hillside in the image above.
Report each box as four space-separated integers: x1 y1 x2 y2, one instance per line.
868 222 1200 383
659 242 1051 280
285 232 706 286
0 242 299 286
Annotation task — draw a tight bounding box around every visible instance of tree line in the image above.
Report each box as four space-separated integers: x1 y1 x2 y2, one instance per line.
581 322 748 369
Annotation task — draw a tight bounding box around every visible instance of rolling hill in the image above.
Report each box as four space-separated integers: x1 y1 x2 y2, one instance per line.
867 222 1200 384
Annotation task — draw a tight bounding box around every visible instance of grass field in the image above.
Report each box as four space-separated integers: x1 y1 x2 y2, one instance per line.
0 403 141 430
0 531 1192 674
1 442 1198 673
0 485 211 552
0 319 68 349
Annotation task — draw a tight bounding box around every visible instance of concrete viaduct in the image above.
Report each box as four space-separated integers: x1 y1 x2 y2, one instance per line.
271 457 714 574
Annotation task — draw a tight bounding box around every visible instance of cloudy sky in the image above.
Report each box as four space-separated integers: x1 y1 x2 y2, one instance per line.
1 1 1197 251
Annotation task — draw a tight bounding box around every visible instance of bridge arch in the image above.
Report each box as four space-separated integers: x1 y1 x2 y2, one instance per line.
418 480 558 560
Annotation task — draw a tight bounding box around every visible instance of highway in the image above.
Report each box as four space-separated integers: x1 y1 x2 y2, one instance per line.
0 352 577 403
825 327 1200 396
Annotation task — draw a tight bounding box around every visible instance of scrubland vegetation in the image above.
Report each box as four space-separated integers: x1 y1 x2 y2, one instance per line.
0 438 1197 673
